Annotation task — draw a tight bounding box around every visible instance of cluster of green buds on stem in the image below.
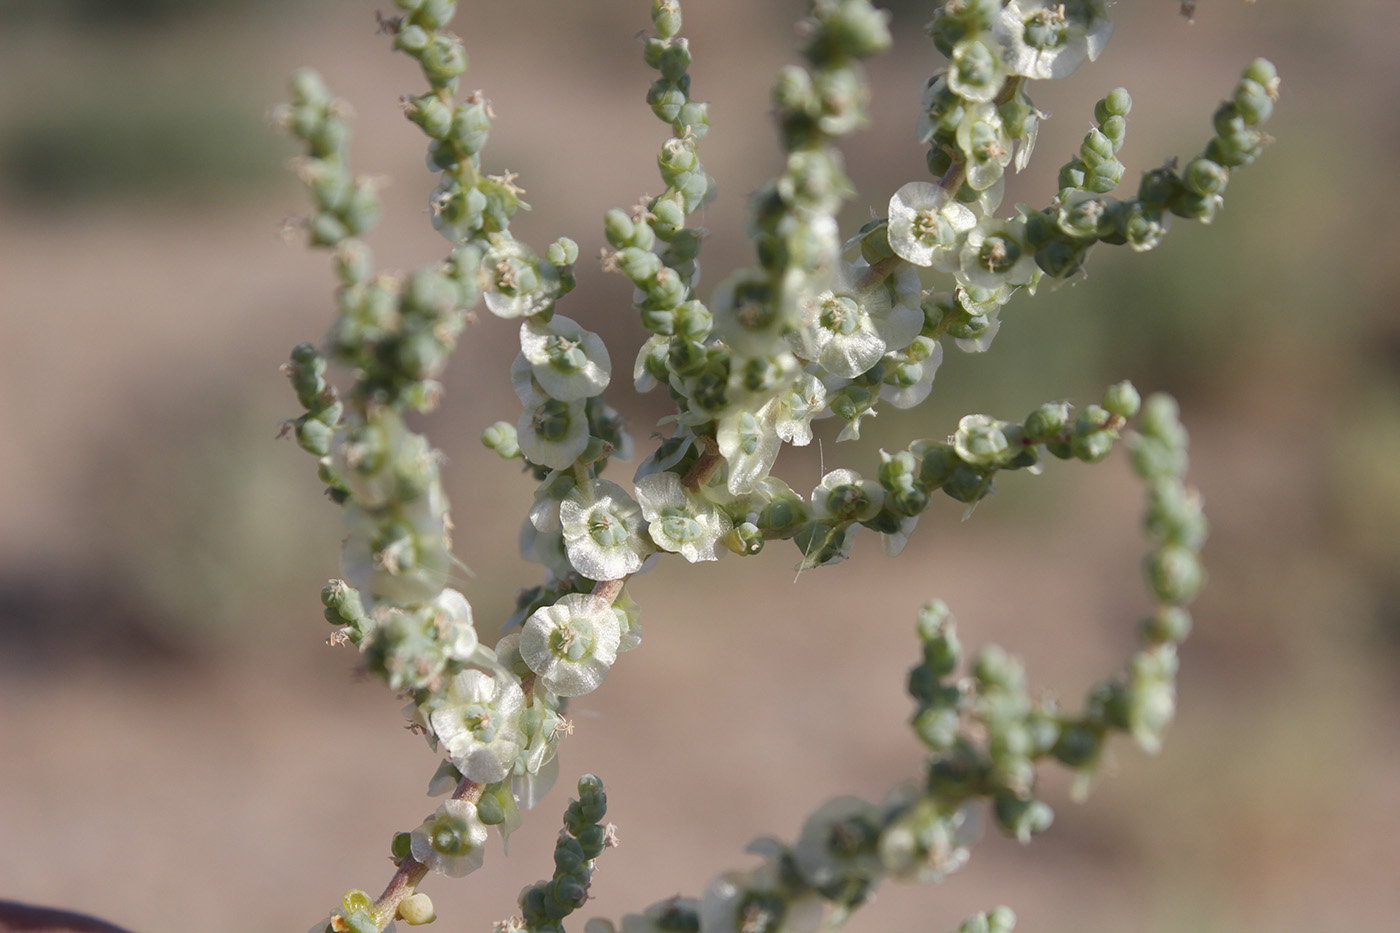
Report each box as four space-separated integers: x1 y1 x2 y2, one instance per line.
277 0 1273 930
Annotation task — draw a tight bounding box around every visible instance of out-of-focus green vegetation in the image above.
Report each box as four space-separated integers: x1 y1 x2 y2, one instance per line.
0 85 280 205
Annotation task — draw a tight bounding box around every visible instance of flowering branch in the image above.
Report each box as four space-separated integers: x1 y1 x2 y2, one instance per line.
276 1 1274 930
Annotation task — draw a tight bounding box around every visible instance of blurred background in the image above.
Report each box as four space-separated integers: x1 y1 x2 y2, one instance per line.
1 1 1397 930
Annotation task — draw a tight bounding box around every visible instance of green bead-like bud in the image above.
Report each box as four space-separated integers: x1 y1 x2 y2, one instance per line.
653 0 682 39
421 35 469 86
1053 722 1103 768
993 792 1053 843
547 237 579 267
1084 161 1124 193
477 793 506 825
310 211 349 247
394 23 431 53
483 421 521 458
1138 393 1187 447
657 41 692 82
1099 115 1127 150
1079 128 1114 167
604 208 635 250
391 831 413 861
1141 606 1193 645
1147 543 1205 604
987 906 1016 933
577 823 610 859
647 79 687 124
973 644 1024 693
1233 77 1273 126
1184 157 1229 197
941 464 991 504
1071 430 1114 463
1024 401 1070 439
290 68 332 108
295 413 335 456
643 37 667 69
1102 380 1141 419
1095 87 1132 123
617 246 661 282
413 0 455 30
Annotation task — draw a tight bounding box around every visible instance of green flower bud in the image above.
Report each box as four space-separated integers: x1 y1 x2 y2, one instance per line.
1098 87 1132 121
577 822 610 859
392 831 413 861
483 420 520 458
421 35 469 87
295 413 335 456
1079 128 1114 167
652 0 682 39
1053 722 1103 769
412 0 455 30
657 40 692 82
310 211 349 247
290 68 331 108
647 79 687 124
450 99 491 154
941 464 992 504
1233 77 1273 126
1138 393 1187 447
913 704 959 749
1100 115 1127 150
394 23 431 53
1147 543 1205 604
407 93 453 139
993 792 1053 844
809 0 892 61
1024 401 1070 438
643 38 667 70
954 414 1013 468
1102 380 1141 419
1141 606 1193 645
1184 156 1229 197
617 246 661 282
988 906 1016 933
1084 160 1124 193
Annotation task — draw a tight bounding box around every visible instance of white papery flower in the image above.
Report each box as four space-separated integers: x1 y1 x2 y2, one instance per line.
793 796 886 889
480 238 559 319
811 469 882 524
520 314 611 401
994 0 1114 81
632 333 669 393
516 386 590 470
410 799 489 878
877 796 978 885
430 669 526 783
518 519 574 581
717 400 781 496
635 471 731 562
888 182 976 270
341 485 453 606
880 340 944 410
958 219 1038 291
559 479 652 580
774 372 826 446
700 866 822 933
795 261 922 379
956 101 1014 192
520 593 621 697
430 588 484 664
